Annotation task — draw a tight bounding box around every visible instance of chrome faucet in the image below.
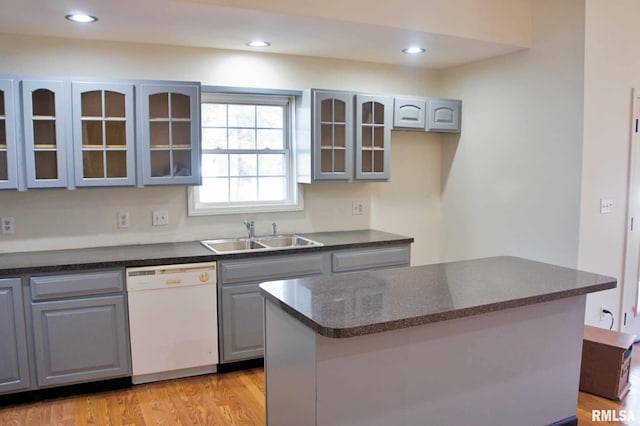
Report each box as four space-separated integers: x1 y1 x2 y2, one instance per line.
272 222 277 237
243 220 255 239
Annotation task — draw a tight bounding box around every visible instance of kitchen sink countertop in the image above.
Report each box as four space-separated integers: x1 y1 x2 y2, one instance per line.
0 229 413 275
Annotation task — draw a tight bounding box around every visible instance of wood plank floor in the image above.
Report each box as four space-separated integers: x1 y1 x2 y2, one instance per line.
1 347 638 425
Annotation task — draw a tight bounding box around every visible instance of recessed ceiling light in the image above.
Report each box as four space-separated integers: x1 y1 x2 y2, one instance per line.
402 46 426 55
246 40 271 48
65 13 98 24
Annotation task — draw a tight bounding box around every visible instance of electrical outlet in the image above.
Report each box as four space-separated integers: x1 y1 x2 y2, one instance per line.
1 217 15 234
352 201 364 216
152 210 169 226
600 199 613 214
117 212 129 229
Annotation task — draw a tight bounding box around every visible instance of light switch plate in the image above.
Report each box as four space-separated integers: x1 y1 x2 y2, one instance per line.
152 210 169 226
600 199 613 214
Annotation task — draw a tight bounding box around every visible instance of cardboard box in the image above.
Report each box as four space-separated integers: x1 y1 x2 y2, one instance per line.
579 325 636 400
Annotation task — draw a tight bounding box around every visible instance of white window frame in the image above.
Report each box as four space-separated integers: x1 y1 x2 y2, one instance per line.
188 90 303 216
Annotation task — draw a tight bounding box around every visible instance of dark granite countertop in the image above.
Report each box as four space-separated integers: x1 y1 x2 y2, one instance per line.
259 256 617 338
0 229 413 275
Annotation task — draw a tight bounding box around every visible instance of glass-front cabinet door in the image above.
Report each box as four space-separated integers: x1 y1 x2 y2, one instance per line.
138 83 201 186
313 91 353 181
22 80 70 188
355 94 391 180
71 82 135 187
0 79 18 190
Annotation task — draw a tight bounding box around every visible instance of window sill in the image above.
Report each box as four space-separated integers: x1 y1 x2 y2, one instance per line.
187 186 304 216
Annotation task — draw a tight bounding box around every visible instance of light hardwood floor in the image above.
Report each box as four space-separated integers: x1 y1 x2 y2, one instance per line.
1 347 638 426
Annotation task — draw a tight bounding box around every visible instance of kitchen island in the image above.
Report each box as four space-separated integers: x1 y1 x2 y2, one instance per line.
259 256 616 426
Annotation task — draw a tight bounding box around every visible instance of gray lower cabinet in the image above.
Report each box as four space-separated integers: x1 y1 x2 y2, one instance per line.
220 284 264 362
218 252 328 363
218 244 411 363
28 269 130 388
0 278 30 395
31 295 130 388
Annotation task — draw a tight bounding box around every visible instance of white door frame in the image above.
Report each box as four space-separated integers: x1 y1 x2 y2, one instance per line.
621 88 640 335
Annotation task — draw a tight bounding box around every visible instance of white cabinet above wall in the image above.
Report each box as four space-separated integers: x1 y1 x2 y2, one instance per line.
0 75 202 191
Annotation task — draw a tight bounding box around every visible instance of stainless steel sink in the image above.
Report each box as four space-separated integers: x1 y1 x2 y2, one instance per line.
201 234 322 254
257 235 322 249
201 238 268 254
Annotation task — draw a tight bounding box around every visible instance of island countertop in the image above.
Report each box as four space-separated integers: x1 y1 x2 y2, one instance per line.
259 256 616 338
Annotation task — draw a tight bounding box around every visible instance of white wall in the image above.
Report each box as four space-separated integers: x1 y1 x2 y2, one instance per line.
579 0 640 329
0 33 442 266
438 0 585 268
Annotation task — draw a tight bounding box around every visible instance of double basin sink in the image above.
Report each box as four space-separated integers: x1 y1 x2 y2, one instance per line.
201 234 323 254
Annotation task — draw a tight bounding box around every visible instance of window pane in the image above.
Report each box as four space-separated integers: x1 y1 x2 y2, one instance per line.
258 154 285 176
257 129 283 150
228 105 255 127
257 106 283 128
258 177 286 201
229 154 257 177
202 154 229 177
228 128 255 150
202 128 227 149
200 178 229 203
202 104 226 127
230 177 257 201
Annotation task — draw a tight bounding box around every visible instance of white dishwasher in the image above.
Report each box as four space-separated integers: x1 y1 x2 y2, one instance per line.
126 262 218 384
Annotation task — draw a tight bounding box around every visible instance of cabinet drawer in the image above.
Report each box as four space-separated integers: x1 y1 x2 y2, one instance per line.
332 245 410 273
30 270 124 300
219 253 326 285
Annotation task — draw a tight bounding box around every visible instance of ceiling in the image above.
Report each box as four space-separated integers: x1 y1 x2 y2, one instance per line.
0 0 530 69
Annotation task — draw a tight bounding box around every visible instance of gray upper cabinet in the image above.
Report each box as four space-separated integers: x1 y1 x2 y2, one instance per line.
22 80 71 189
138 82 201 186
0 79 19 190
313 90 354 181
355 94 391 180
393 97 426 129
427 99 461 133
0 278 30 395
71 81 136 187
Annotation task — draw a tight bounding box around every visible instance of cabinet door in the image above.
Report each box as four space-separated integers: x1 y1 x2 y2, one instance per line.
0 79 19 190
393 97 426 129
313 91 353 181
71 82 136 186
138 83 201 186
427 99 461 133
31 295 131 387
220 283 264 363
355 95 392 180
22 80 70 188
0 278 30 394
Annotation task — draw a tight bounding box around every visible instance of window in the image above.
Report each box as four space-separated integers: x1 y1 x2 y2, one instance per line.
188 92 302 215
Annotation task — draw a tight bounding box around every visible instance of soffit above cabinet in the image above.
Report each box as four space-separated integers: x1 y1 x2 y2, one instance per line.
0 0 530 69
